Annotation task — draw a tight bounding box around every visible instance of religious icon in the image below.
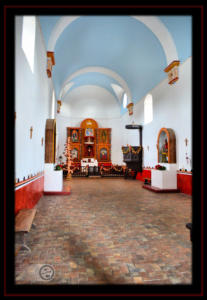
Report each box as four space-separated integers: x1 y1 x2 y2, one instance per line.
86 145 93 157
71 129 78 142
100 148 107 160
161 138 168 162
71 148 78 160
101 130 107 143
85 128 94 137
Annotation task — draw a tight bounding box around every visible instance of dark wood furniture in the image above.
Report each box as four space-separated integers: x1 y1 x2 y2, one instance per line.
122 125 143 179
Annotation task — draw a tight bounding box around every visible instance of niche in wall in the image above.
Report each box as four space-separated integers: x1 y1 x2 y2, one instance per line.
157 127 176 163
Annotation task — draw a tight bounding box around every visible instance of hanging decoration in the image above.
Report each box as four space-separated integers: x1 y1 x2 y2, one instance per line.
121 145 141 154
164 60 180 84
64 136 73 180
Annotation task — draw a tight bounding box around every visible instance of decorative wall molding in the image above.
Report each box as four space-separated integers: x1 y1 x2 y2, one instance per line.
46 51 55 78
164 60 180 84
15 172 44 189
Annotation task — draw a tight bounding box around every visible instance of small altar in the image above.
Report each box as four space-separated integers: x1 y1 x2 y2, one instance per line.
81 158 98 167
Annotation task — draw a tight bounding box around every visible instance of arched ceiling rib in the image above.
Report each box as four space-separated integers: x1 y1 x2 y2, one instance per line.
48 16 178 64
38 15 191 116
59 67 132 103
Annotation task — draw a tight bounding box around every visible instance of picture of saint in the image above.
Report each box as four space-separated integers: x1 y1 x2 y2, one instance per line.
101 130 107 143
85 145 93 157
71 148 78 159
85 128 94 137
100 148 107 160
71 129 78 142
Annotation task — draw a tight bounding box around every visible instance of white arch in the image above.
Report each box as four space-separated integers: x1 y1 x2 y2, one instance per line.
48 16 178 64
59 66 132 102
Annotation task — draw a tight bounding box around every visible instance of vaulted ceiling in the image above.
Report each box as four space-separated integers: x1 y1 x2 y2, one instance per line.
39 15 192 116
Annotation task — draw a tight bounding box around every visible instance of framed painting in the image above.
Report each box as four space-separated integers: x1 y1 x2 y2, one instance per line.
71 129 79 142
71 148 78 160
85 128 94 137
100 148 108 161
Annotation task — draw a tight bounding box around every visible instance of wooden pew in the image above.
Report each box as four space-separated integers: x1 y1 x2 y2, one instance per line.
15 208 37 253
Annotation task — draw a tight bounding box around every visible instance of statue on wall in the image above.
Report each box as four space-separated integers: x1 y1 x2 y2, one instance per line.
161 138 168 162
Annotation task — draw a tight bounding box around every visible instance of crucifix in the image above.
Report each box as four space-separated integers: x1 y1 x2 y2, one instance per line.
30 126 33 139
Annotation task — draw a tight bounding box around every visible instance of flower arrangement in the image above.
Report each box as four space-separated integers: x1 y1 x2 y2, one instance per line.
54 164 63 171
155 164 166 170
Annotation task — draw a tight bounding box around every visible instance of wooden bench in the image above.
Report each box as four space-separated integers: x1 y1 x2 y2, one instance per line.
144 177 151 185
15 208 37 253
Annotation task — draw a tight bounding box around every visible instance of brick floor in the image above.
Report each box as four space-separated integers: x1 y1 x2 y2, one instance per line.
15 178 192 285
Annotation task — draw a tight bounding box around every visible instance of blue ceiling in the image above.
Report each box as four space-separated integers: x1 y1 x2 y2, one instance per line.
39 15 192 114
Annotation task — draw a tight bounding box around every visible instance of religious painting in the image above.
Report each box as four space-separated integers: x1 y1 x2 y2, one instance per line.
71 148 78 160
100 129 107 143
84 145 94 157
85 128 94 137
71 129 79 142
100 148 108 161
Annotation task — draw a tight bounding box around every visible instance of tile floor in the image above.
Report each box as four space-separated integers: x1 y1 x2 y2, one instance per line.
15 178 192 285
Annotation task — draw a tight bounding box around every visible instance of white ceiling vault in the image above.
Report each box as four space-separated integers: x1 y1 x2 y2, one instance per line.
39 15 192 116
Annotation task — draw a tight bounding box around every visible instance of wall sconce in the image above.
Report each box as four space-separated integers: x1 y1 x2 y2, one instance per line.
127 102 134 116
57 100 62 113
164 60 180 84
46 51 55 78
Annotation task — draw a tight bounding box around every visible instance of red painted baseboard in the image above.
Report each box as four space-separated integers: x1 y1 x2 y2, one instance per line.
143 184 180 193
15 176 44 215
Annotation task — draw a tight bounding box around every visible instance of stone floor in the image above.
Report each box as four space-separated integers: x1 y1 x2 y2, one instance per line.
15 178 192 285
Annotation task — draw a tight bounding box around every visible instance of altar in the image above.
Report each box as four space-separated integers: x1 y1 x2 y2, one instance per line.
81 158 98 167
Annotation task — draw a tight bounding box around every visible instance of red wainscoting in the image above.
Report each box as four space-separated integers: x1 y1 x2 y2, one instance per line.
136 169 151 181
136 169 192 195
177 173 192 195
15 176 44 215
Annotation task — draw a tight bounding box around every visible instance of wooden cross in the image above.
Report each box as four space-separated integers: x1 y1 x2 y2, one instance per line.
30 126 33 139
184 138 188 147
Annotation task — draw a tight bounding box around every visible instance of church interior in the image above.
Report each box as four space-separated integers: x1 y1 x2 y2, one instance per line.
14 15 192 285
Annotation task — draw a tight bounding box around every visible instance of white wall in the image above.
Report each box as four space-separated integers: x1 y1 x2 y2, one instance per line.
15 16 54 181
121 57 192 171
62 85 121 118
56 57 192 170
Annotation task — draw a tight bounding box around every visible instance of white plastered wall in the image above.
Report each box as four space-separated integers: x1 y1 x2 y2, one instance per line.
121 57 192 171
15 16 55 181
